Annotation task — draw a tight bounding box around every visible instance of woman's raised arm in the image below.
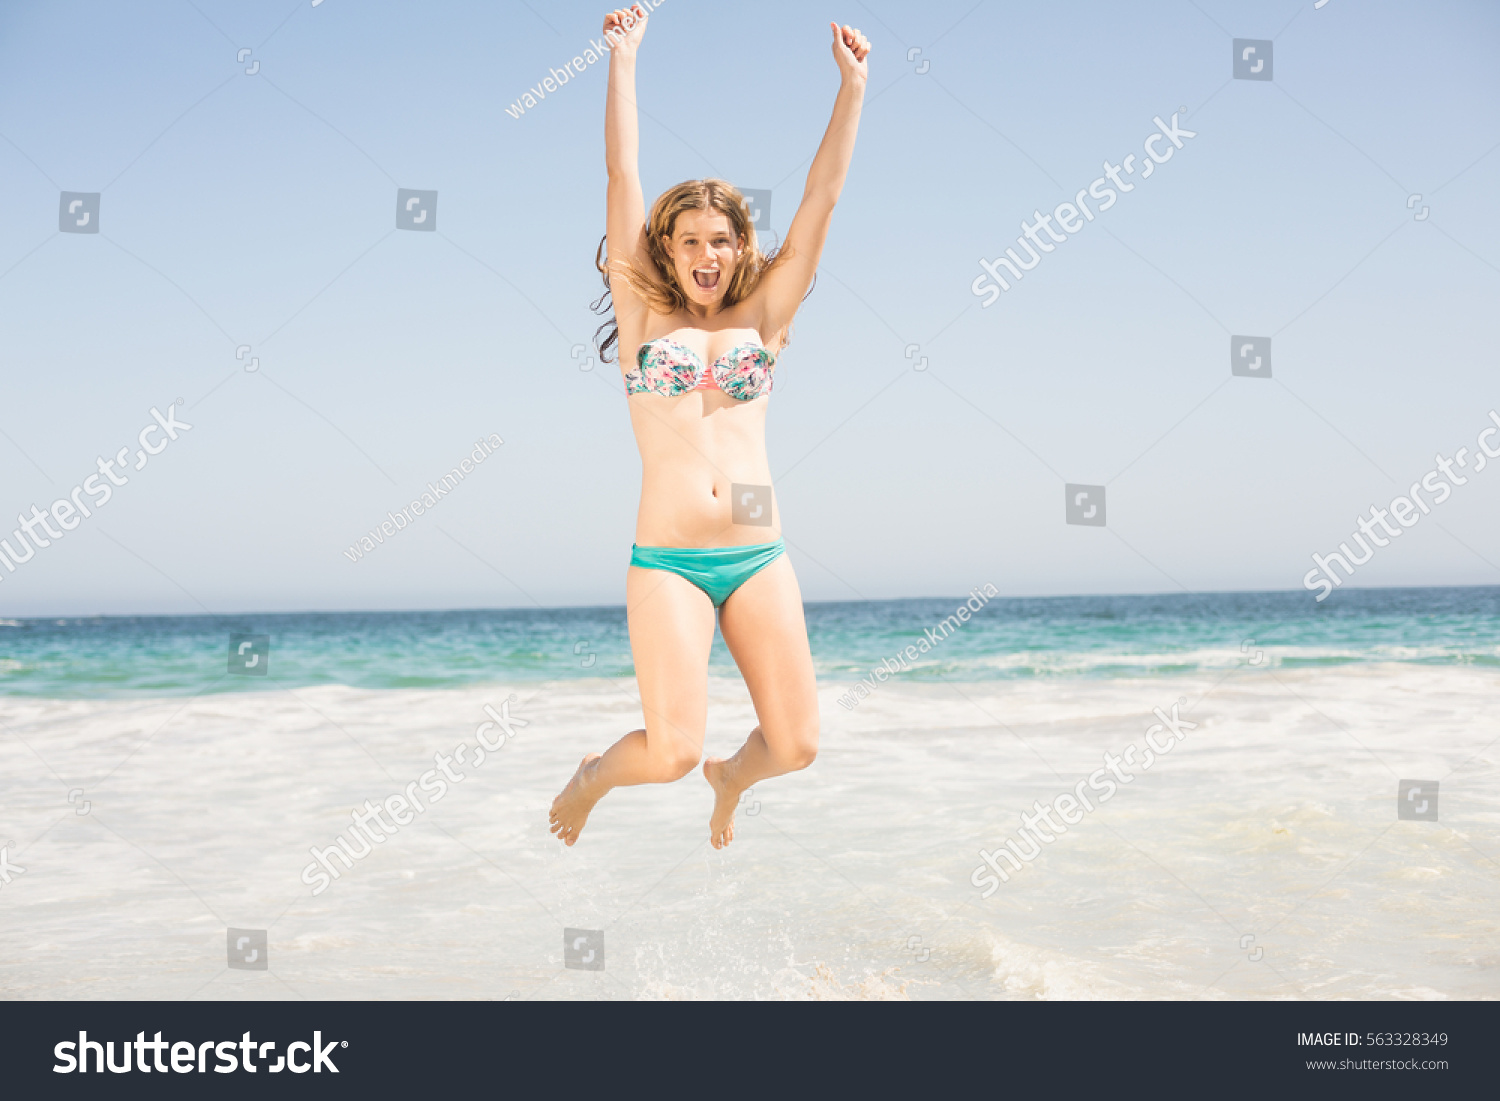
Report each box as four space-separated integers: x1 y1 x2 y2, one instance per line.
604 6 651 316
755 23 871 342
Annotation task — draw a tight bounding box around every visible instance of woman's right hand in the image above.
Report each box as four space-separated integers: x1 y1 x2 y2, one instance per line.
604 6 649 57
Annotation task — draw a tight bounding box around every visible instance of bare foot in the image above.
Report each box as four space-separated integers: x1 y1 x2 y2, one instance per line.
703 756 744 850
549 754 602 846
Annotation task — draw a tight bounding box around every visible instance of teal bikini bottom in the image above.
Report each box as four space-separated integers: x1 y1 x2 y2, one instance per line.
629 540 785 607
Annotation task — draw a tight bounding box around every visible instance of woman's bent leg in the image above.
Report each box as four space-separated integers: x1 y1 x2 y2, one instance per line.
704 555 819 848
549 565 716 845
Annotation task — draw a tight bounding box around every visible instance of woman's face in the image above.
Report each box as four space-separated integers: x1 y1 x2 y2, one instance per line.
664 208 742 308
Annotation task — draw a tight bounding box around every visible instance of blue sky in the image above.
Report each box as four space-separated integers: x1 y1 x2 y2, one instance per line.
1 0 1497 615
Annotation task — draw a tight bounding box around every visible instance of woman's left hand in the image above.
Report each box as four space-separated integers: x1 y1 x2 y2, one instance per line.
830 22 870 83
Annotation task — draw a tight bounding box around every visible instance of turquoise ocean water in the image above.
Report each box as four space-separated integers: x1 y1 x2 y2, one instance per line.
3 585 1498 698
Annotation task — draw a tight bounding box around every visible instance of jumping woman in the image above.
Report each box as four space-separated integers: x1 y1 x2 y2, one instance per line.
549 7 871 849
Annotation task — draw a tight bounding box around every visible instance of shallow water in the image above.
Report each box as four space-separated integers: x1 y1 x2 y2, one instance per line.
1 653 1495 999
3 585 1499 698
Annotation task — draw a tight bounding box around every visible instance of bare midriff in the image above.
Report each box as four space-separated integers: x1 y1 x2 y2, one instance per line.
626 323 780 549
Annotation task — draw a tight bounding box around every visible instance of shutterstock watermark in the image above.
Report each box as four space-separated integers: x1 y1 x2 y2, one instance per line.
504 0 667 120
300 698 527 895
343 435 501 563
1303 409 1500 600
970 699 1198 897
0 840 24 888
0 403 192 583
971 111 1197 306
836 585 998 710
54 1031 343 1074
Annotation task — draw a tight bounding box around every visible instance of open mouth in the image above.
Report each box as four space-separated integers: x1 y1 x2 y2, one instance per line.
692 268 720 291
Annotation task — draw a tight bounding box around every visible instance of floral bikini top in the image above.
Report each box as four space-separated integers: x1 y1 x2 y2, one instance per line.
624 337 776 402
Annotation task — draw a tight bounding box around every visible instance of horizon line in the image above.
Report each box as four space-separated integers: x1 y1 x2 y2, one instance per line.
4 580 1499 622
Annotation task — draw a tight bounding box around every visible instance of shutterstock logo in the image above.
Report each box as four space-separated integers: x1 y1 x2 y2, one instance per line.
54 1031 345 1074
1303 410 1500 600
972 698 1199 896
396 188 437 231
0 403 192 587
1066 484 1106 527
732 483 773 526
1397 779 1439 821
301 697 528 895
1231 335 1271 378
59 191 100 233
973 112 1197 307
228 633 269 676
227 928 268 971
1233 39 1273 81
564 928 604 971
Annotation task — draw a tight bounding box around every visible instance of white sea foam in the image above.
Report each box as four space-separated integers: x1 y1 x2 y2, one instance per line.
0 663 1496 999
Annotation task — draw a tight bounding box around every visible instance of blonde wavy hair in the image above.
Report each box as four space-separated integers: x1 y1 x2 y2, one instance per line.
592 178 805 363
